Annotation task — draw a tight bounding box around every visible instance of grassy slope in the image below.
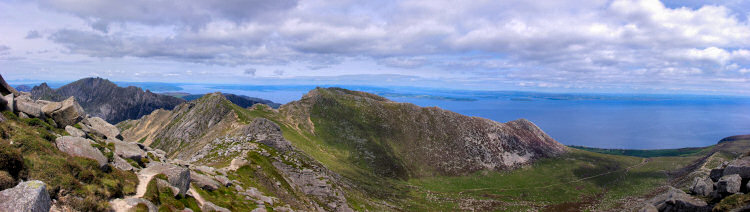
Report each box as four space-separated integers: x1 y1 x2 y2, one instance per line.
0 111 138 211
227 97 704 211
134 89 733 211
569 145 706 157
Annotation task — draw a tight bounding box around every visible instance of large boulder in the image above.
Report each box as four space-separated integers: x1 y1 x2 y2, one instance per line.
689 177 714 196
111 155 135 171
644 186 709 212
43 96 85 127
14 96 43 118
190 171 220 191
109 197 157 212
80 116 123 140
55 136 108 168
108 138 146 161
717 174 742 194
214 175 232 187
0 74 19 97
4 94 13 112
142 163 190 196
723 157 750 179
0 180 51 212
65 125 87 138
201 201 230 212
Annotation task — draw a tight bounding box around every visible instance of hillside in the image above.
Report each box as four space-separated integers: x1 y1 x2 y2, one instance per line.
30 78 185 123
181 93 281 109
5 76 749 211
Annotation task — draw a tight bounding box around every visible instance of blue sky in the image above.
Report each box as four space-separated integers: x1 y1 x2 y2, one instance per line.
2 0 750 95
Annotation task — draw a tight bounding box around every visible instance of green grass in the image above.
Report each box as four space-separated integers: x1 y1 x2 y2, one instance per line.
406 149 696 211
0 115 139 211
569 145 706 157
143 174 201 212
714 193 750 211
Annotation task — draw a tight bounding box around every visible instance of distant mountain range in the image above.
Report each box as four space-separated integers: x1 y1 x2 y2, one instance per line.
30 78 186 124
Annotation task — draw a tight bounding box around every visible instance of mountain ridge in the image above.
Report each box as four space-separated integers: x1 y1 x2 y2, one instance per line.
30 78 185 124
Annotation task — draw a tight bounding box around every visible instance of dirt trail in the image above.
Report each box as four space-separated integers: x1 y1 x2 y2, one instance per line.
131 170 158 198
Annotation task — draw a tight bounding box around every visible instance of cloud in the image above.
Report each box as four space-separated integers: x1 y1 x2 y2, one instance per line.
244 68 256 76
37 0 299 29
2 0 750 94
274 70 284 76
25 30 42 39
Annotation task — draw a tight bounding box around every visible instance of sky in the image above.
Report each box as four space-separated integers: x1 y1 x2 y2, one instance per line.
2 0 750 95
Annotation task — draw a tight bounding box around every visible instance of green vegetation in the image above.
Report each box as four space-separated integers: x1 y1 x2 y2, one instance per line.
0 113 138 211
407 149 698 211
142 174 201 212
714 193 750 211
569 145 706 157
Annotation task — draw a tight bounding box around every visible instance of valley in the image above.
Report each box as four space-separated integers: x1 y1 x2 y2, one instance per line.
1 76 749 211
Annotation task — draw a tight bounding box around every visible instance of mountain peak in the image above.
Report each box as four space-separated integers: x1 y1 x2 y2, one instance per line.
304 87 390 102
31 77 184 123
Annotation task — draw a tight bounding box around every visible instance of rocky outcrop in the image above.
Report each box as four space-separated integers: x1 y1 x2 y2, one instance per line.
190 171 220 191
55 136 108 168
14 95 44 118
0 180 52 212
112 155 135 171
201 201 230 212
109 197 157 212
142 163 190 196
723 157 750 178
689 177 713 196
81 116 123 140
642 187 709 212
717 174 742 195
238 118 292 152
0 74 19 97
31 78 184 123
65 125 86 138
42 96 85 127
108 138 146 161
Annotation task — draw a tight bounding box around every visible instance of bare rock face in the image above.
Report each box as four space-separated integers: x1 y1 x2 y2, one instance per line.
80 116 123 140
201 201 230 212
108 138 146 161
190 171 220 191
65 125 86 138
14 95 44 118
0 74 19 97
4 94 13 112
236 118 292 152
142 162 190 196
55 136 108 168
643 186 709 212
111 155 134 171
43 96 85 128
723 157 750 179
689 177 714 196
214 175 232 187
109 197 157 212
717 174 742 194
0 180 52 212
30 78 184 124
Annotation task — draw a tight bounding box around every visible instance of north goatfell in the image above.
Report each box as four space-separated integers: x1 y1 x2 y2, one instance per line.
2 75 750 211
